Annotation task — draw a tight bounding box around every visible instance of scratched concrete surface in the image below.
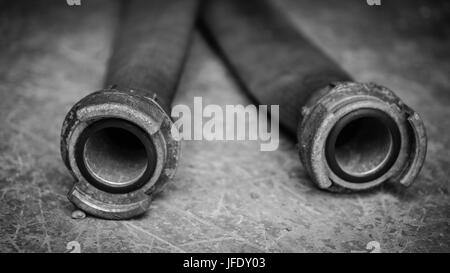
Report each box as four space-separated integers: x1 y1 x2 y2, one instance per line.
0 0 449 253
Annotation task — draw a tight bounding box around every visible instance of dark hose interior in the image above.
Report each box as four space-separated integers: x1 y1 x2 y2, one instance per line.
326 109 401 183
75 119 156 193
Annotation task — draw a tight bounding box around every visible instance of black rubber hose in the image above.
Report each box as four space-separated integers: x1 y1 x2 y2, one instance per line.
201 0 427 192
61 0 199 219
200 0 352 133
104 0 199 113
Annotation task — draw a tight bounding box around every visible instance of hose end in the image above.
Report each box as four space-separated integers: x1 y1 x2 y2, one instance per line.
61 88 180 219
298 82 427 192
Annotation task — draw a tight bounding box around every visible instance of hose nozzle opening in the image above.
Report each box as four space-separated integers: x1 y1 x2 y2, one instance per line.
325 109 401 183
76 118 157 193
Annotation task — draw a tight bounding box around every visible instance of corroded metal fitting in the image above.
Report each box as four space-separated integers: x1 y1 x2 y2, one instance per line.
298 82 427 191
61 88 180 219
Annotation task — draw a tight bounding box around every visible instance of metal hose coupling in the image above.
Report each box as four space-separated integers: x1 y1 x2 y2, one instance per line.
298 82 427 191
201 0 427 192
60 0 198 219
60 88 180 219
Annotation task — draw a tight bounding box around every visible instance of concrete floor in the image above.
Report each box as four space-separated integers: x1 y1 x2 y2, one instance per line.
0 0 449 252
